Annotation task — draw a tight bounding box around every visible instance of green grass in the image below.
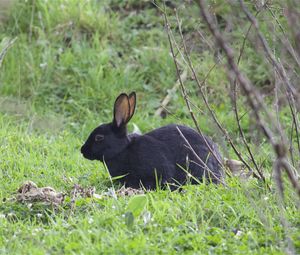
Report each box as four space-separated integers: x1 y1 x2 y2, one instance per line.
0 0 299 254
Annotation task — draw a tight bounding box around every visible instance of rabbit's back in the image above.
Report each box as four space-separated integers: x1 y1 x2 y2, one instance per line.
145 124 224 183
145 124 216 154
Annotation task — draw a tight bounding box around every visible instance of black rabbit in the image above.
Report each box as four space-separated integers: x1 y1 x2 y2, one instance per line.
81 92 224 189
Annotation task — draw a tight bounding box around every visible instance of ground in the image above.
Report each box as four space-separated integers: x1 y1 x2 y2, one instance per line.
0 1 299 254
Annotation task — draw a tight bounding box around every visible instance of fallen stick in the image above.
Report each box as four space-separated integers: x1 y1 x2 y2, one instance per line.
154 69 188 117
0 37 18 68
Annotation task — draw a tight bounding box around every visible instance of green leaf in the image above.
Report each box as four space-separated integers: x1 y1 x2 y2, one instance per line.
126 195 148 218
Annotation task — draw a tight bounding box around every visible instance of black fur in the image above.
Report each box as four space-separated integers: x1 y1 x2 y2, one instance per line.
81 92 224 189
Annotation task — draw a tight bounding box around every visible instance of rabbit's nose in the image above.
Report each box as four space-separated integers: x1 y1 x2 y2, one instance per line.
80 145 86 154
81 145 89 159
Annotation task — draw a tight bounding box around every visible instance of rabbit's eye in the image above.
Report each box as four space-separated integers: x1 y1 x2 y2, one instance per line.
95 134 104 142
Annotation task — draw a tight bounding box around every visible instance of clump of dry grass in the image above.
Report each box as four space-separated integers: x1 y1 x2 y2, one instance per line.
0 0 14 23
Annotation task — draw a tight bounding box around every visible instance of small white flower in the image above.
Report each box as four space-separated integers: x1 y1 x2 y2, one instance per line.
143 211 152 225
39 63 47 69
36 213 43 218
235 230 243 238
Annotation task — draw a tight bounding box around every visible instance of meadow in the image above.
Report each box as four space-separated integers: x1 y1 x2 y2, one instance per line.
0 1 299 254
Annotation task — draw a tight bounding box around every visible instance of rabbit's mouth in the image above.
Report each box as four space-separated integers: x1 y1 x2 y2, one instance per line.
80 146 96 160
82 153 96 160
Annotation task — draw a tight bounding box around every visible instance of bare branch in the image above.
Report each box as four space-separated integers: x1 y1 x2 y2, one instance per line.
232 10 264 181
163 6 225 170
240 0 300 111
198 0 300 200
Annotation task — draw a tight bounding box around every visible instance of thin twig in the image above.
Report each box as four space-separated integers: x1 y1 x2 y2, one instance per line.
199 0 281 146
176 126 225 185
198 0 300 199
163 8 226 170
277 60 300 159
232 10 264 181
173 9 262 180
281 159 300 197
267 3 300 66
163 7 225 169
241 0 300 165
240 0 300 111
0 37 18 69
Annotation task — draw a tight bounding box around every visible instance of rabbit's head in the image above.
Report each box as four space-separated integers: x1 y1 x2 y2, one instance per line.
81 92 136 162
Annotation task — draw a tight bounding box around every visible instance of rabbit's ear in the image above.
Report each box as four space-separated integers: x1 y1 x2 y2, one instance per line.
113 93 130 128
128 92 136 121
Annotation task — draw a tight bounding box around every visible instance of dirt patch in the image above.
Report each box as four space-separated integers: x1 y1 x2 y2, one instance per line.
16 181 65 206
115 186 145 197
14 181 145 207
